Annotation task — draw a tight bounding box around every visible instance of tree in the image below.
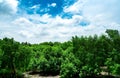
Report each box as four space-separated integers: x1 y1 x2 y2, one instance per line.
105 49 120 75
60 52 80 78
0 38 32 77
106 29 120 51
32 45 63 75
106 29 119 39
1 38 19 77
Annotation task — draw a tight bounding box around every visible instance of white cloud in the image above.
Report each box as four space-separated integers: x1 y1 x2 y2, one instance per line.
30 4 40 9
64 0 120 24
8 12 119 43
13 17 33 26
83 0 120 24
0 0 18 15
8 14 85 43
51 3 56 7
19 30 35 38
64 0 87 14
48 3 57 7
1 10 120 43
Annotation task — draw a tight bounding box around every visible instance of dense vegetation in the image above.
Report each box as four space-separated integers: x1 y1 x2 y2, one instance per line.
0 29 120 78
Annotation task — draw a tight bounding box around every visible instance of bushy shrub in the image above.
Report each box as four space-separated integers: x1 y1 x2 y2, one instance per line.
31 46 63 75
60 52 80 78
60 62 77 78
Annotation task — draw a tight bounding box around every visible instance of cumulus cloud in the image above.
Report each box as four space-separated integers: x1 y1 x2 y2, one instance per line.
1 14 120 43
9 12 119 43
64 0 120 24
0 0 18 15
83 0 120 24
8 14 84 43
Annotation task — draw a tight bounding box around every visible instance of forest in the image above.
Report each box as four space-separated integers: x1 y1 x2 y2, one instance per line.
0 29 120 78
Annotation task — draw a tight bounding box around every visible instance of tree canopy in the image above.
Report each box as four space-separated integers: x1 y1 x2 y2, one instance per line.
0 29 120 78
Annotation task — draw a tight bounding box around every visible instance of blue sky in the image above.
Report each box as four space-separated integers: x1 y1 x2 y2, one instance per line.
18 0 64 16
0 0 120 43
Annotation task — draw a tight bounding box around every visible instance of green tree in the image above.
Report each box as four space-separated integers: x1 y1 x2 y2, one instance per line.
60 52 80 78
0 38 32 77
105 49 120 75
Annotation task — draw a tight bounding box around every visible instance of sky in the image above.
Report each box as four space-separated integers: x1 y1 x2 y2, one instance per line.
0 0 120 43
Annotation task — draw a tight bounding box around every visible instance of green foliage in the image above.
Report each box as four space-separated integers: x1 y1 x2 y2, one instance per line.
0 38 32 77
106 29 120 39
60 53 80 78
0 29 120 77
0 49 3 68
60 62 77 78
30 45 63 75
105 49 120 75
15 46 32 71
111 64 120 75
0 69 23 78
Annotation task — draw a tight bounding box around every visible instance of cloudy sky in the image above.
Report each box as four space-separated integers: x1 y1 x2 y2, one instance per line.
0 0 120 43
